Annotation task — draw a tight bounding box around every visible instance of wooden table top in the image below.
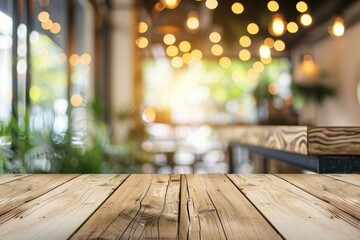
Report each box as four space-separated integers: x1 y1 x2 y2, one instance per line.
0 174 360 239
217 125 360 156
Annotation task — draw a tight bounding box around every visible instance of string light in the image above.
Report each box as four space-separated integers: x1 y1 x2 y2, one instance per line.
160 0 181 9
179 41 191 52
136 37 148 48
232 2 244 14
239 36 251 47
138 22 148 33
239 49 251 61
209 32 221 43
287 22 299 33
296 1 308 13
329 17 345 37
269 14 286 37
267 1 279 12
205 0 218 10
219 57 232 68
247 23 259 35
186 11 200 30
259 45 271 58
163 34 176 45
211 44 223 56
300 13 313 27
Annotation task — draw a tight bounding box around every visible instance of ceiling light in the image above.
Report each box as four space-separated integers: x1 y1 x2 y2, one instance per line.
163 34 176 45
38 11 50 23
161 0 181 9
239 36 251 47
273 40 285 51
287 22 299 33
138 22 148 33
296 1 308 13
264 37 274 48
239 49 251 61
209 32 221 43
171 56 184 68
259 45 271 58
300 13 312 27
232 2 244 14
186 11 200 30
205 0 218 10
191 49 203 60
247 23 259 35
166 45 179 57
329 17 345 37
179 41 191 52
269 14 286 37
211 44 223 56
267 1 279 12
136 37 149 48
219 57 232 68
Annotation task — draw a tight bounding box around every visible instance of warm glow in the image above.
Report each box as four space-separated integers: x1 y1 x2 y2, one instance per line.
41 19 53 30
205 0 218 10
209 32 221 43
69 54 80 65
287 21 299 33
142 107 156 123
274 40 285 51
261 56 272 64
264 37 274 48
80 54 91 65
211 44 223 56
294 54 320 85
155 2 166 11
219 57 231 68
239 36 251 47
70 94 83 107
248 69 259 82
267 1 279 12
330 17 345 37
191 49 203 60
171 56 184 68
239 49 251 61
163 34 176 45
253 61 264 73
182 53 192 64
179 41 191 52
247 23 259 35
232 2 244 14
38 11 50 23
138 22 148 33
187 11 200 30
269 14 286 36
166 45 179 57
296 1 308 13
259 45 271 58
136 36 149 48
161 0 181 9
30 86 42 102
268 83 278 95
50 22 61 34
300 13 312 27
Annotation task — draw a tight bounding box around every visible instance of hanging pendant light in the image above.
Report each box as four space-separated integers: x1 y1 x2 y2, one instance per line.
268 14 286 37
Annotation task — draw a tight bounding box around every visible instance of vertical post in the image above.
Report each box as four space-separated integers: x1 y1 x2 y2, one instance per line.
12 0 19 122
227 143 235 173
67 0 75 100
25 0 34 109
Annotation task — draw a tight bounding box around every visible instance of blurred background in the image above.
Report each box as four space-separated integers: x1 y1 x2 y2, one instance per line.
1 0 360 174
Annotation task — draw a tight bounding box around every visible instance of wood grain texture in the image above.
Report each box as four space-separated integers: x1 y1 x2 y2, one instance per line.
308 127 360 155
0 174 78 216
71 174 180 240
0 174 128 240
0 174 29 184
326 174 360 186
217 126 308 155
228 174 360 240
277 174 360 219
182 174 281 240
262 126 308 155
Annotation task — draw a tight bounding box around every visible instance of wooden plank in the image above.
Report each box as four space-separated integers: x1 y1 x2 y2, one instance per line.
326 174 360 186
71 174 180 239
228 174 360 240
182 174 281 239
0 174 28 184
262 126 308 155
0 174 78 216
0 174 128 240
277 174 360 219
308 127 360 155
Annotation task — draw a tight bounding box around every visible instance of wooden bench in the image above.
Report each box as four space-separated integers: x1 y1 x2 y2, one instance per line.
217 126 360 173
0 174 359 239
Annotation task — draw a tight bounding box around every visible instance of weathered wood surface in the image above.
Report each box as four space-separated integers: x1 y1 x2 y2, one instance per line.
217 125 360 156
228 174 360 240
0 174 28 184
308 127 360 155
0 174 359 239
